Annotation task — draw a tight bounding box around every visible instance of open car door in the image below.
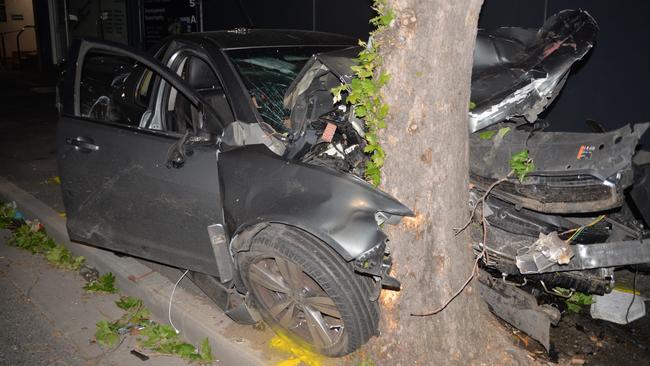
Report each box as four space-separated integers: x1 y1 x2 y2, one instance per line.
57 39 228 278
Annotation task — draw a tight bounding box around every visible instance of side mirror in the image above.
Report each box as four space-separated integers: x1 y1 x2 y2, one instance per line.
166 130 216 169
166 132 192 169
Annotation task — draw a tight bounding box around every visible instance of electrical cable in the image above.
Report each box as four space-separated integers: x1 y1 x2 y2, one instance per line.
625 269 638 324
565 215 605 243
169 269 189 334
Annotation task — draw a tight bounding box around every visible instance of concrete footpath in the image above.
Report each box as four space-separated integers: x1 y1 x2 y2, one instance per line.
0 177 282 365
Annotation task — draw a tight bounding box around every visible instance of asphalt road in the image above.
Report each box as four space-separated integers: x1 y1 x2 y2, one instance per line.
0 246 85 366
0 230 193 366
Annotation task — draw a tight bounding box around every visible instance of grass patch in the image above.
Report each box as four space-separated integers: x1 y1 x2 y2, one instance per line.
1 202 86 270
95 296 214 363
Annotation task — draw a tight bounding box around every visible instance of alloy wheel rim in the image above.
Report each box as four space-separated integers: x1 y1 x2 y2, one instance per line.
248 256 344 349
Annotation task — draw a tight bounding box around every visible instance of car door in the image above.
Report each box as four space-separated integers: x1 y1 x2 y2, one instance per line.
57 39 231 278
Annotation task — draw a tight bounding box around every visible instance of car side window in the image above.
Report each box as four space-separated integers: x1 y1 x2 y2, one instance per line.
78 51 153 127
134 43 168 108
161 55 233 134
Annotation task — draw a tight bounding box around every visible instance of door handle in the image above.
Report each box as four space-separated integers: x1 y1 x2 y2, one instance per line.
66 136 99 153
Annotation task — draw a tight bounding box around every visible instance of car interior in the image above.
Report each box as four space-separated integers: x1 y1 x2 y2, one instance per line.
165 56 234 134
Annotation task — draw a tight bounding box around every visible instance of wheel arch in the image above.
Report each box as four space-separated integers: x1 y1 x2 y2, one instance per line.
229 221 356 261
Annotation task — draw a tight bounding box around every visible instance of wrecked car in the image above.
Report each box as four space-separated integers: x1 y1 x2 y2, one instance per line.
469 9 650 350
57 31 411 357
57 8 648 356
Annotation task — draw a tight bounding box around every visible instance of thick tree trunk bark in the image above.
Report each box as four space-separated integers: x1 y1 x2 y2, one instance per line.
372 1 522 364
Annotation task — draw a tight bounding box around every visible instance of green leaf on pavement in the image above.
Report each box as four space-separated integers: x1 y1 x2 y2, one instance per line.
84 272 118 293
46 245 85 271
95 320 120 347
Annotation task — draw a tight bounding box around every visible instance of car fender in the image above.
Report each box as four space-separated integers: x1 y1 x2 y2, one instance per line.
218 144 413 261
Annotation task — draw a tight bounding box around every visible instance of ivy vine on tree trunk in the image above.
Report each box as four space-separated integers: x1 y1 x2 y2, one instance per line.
331 0 394 186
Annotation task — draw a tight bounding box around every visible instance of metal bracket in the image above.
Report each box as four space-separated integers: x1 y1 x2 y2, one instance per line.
517 239 650 274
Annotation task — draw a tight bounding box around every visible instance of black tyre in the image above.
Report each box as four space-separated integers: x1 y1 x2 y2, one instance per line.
237 225 379 356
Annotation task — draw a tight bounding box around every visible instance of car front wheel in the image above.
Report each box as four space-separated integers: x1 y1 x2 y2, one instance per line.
237 225 379 356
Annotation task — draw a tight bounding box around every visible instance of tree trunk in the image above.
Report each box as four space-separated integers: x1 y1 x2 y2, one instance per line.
372 1 521 363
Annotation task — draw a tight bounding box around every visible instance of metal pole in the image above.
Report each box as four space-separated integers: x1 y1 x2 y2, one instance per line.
199 0 204 32
543 0 548 22
16 29 24 68
63 0 71 49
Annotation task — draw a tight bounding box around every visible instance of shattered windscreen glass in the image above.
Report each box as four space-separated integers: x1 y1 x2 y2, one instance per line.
226 47 336 132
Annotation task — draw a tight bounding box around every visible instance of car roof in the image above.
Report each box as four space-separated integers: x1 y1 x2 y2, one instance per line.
172 29 357 50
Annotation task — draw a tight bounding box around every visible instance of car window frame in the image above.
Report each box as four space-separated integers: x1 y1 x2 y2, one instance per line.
150 45 233 135
70 38 224 140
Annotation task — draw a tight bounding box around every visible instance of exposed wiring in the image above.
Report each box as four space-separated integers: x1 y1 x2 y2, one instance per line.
565 215 606 243
540 280 574 298
169 269 189 334
501 273 527 287
626 269 638 324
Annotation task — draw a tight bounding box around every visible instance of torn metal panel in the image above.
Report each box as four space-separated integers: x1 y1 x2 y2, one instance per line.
470 9 598 132
283 47 358 111
517 239 650 274
515 232 574 273
479 272 560 351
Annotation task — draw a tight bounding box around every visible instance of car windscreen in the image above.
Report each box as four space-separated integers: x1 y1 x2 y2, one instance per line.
226 47 340 133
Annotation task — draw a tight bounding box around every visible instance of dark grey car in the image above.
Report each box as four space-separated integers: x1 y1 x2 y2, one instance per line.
57 31 412 356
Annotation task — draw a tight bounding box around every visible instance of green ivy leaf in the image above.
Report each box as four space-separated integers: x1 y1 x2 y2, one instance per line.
84 272 118 293
509 149 536 182
115 296 138 310
479 130 496 140
199 338 214 362
497 127 511 139
95 320 120 347
562 290 594 313
46 245 84 271
329 0 392 185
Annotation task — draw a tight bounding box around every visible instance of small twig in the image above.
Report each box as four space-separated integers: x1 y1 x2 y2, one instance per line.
453 171 513 235
411 251 484 316
412 171 513 317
